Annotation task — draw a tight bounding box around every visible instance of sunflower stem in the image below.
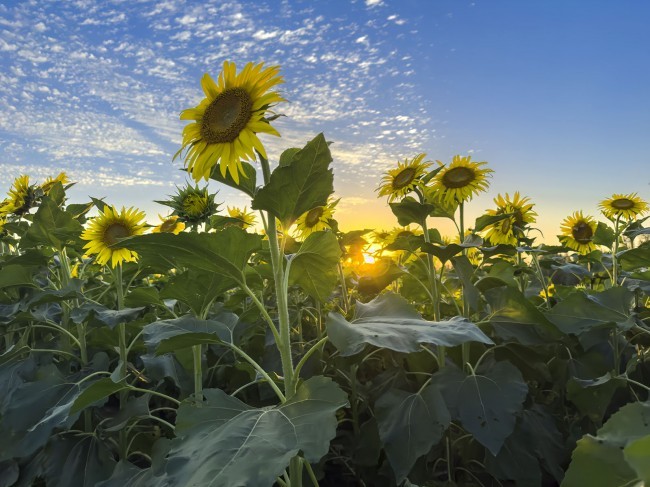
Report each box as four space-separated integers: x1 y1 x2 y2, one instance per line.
192 345 203 405
337 262 350 314
259 152 295 400
612 214 621 287
458 201 471 371
113 264 129 460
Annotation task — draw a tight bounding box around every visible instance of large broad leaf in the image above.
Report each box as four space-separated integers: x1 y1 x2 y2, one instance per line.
624 435 650 484
123 227 262 285
618 242 650 272
451 255 480 312
375 384 451 483
209 160 257 198
160 269 236 316
159 376 347 487
0 365 91 461
288 231 341 302
70 377 130 415
389 197 436 226
326 292 493 356
252 133 333 227
21 194 83 250
567 373 626 424
70 302 145 330
0 264 36 289
546 287 635 335
434 361 528 456
485 405 566 486
142 315 233 354
484 286 563 345
563 401 650 487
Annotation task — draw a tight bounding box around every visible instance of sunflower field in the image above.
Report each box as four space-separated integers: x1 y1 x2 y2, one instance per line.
1 62 649 487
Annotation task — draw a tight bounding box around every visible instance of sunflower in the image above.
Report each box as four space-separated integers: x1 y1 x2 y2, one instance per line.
386 226 423 245
559 211 598 254
156 185 219 225
41 172 70 195
227 206 257 229
599 193 649 220
152 214 185 234
294 199 338 239
81 205 147 268
488 192 537 227
0 199 16 217
7 175 35 215
377 153 432 202
429 155 493 206
177 61 285 184
483 215 518 246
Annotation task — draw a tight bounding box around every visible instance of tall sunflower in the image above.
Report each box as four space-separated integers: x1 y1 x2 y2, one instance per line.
483 215 518 246
7 175 34 215
227 206 257 229
294 199 338 239
483 192 537 245
377 153 432 202
429 155 493 205
599 193 649 220
41 172 70 195
81 206 147 268
559 211 597 254
177 61 285 184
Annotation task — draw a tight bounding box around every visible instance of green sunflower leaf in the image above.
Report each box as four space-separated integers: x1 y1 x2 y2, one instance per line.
142 315 234 354
252 133 334 227
21 194 83 251
158 376 347 487
123 226 262 285
375 384 451 483
617 242 650 271
389 197 436 226
326 292 493 356
289 231 342 302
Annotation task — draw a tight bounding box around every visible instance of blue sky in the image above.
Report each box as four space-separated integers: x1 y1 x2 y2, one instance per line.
1 0 649 241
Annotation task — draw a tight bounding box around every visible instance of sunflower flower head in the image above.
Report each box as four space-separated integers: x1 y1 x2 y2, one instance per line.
0 199 16 217
559 211 598 255
294 199 338 239
429 155 493 206
156 184 219 226
41 172 70 195
152 214 185 235
482 192 537 246
377 153 432 202
81 205 147 268
176 61 285 184
227 206 257 229
599 193 649 221
7 175 37 215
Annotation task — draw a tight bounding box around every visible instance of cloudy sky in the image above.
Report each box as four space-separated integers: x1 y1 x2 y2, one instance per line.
1 0 649 241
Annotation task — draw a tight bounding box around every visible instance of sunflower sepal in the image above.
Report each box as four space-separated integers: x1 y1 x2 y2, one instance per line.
421 165 445 185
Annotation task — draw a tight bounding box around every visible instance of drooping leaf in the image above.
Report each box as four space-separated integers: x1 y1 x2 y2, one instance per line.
160 269 236 316
483 286 563 345
435 361 528 456
54 435 116 487
70 377 130 415
375 384 450 483
474 213 513 232
0 264 35 289
546 287 635 335
389 197 436 226
142 315 232 354
593 221 616 248
451 255 480 312
289 231 342 301
623 435 650 484
123 227 262 285
326 292 492 356
159 376 347 487
252 133 334 227
70 302 145 330
95 460 155 487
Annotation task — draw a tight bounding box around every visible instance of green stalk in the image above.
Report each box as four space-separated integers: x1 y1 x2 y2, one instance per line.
337 262 350 314
113 265 129 460
458 202 470 371
612 215 621 287
192 345 203 405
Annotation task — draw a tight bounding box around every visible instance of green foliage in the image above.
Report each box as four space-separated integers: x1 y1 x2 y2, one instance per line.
289 231 342 301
